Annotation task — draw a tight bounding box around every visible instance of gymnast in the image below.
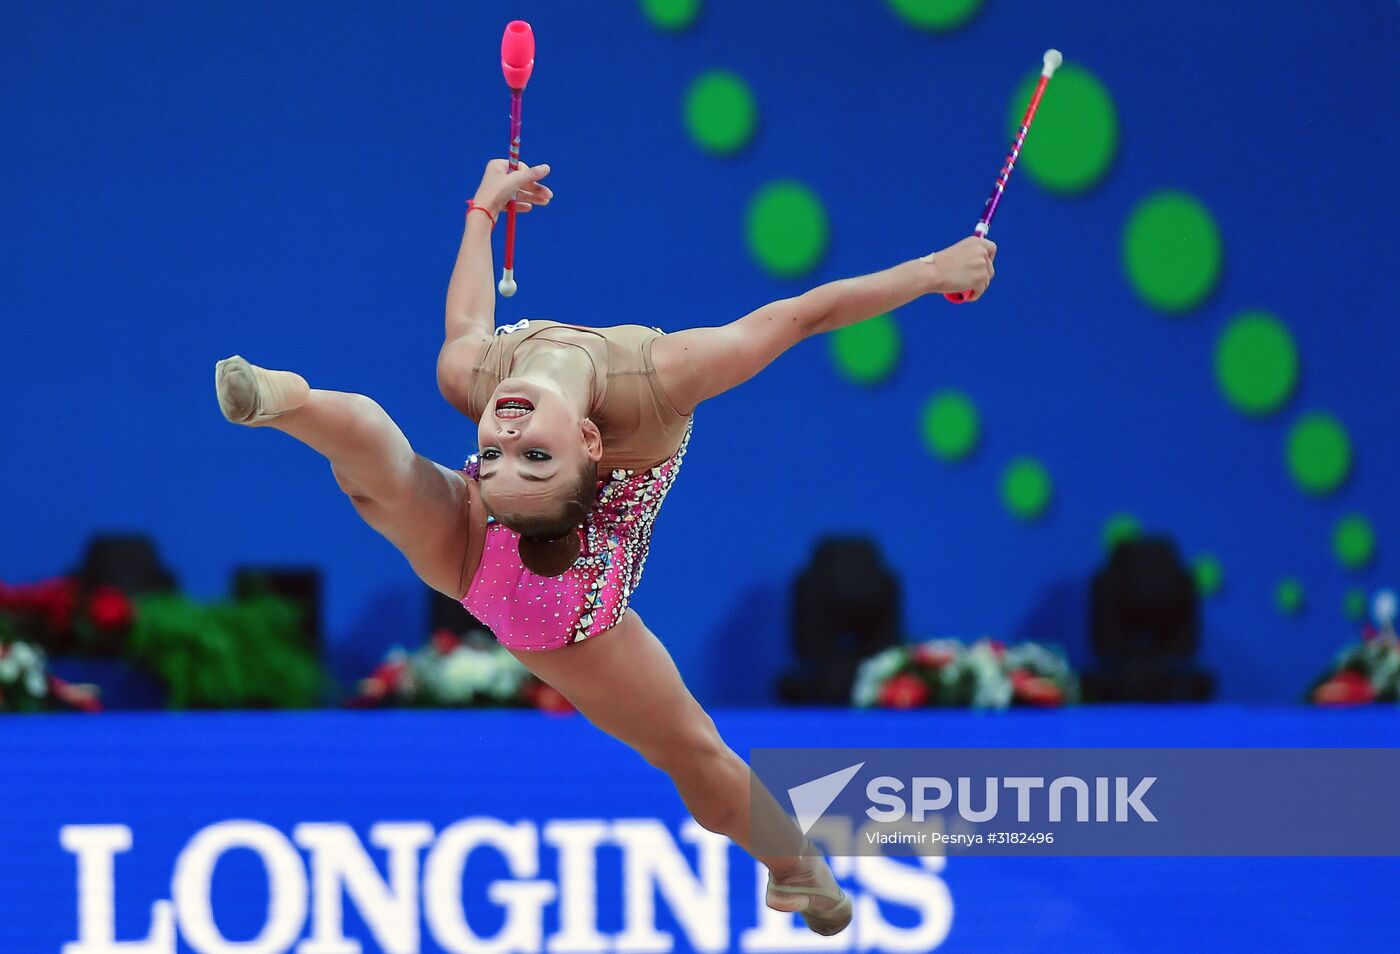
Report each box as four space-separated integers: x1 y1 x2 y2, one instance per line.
214 157 995 935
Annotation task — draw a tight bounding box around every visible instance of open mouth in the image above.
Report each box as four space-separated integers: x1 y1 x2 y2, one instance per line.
495 396 534 420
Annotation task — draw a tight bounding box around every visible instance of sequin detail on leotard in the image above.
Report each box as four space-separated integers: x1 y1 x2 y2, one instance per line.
460 424 690 651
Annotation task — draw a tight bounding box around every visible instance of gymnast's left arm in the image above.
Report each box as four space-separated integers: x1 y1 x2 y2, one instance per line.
652 237 995 413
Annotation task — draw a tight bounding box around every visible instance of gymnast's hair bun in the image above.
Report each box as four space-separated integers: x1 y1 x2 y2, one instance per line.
518 531 581 578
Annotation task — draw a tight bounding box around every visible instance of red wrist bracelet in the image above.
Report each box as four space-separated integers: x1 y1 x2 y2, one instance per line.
466 201 496 229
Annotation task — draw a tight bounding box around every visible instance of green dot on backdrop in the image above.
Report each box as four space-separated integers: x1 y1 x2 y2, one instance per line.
830 314 900 384
1333 515 1376 571
1344 587 1368 622
1214 311 1299 416
1193 554 1224 597
685 70 756 155
1123 191 1224 313
887 0 985 32
1009 63 1117 194
1102 512 1141 551
1002 457 1052 520
920 390 980 462
640 0 701 32
1286 412 1352 496
746 181 829 278
1275 577 1304 617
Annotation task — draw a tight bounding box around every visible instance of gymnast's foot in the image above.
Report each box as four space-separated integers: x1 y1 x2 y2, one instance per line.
215 356 308 425
765 839 852 936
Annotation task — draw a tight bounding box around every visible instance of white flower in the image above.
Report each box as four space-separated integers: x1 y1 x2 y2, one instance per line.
8 641 40 671
489 655 528 699
973 673 1013 709
965 642 1012 710
434 647 495 701
1005 642 1069 679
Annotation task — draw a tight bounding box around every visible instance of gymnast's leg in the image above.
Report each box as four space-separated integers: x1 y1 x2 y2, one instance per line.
214 356 471 595
510 610 852 935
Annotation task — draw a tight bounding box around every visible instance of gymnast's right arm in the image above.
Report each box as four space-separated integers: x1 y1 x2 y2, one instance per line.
438 159 554 411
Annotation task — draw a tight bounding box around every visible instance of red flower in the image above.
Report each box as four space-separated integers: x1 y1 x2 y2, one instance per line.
1313 670 1376 707
985 639 1007 660
88 586 133 631
878 673 930 710
1010 668 1066 707
912 646 955 669
430 628 461 656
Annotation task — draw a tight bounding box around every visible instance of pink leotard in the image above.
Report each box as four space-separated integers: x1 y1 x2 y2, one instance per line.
460 425 690 651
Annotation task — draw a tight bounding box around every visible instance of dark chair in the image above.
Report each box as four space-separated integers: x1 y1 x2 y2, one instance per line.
1084 536 1215 701
778 536 902 704
71 533 177 595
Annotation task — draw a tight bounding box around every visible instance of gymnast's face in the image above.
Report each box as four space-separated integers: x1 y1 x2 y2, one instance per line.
475 380 601 520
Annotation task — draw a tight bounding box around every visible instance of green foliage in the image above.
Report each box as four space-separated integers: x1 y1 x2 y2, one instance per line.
126 594 326 709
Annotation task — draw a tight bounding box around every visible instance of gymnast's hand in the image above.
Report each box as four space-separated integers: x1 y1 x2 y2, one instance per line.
473 158 553 217
920 236 997 301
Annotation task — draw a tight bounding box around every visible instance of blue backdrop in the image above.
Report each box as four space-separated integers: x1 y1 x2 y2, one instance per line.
3 1 1398 702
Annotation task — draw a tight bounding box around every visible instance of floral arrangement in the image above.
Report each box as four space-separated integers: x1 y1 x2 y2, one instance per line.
2 571 326 711
1309 589 1400 707
351 629 574 714
852 637 1080 710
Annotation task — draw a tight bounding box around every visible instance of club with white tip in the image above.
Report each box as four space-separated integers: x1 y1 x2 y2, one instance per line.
944 48 1063 303
498 21 535 298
